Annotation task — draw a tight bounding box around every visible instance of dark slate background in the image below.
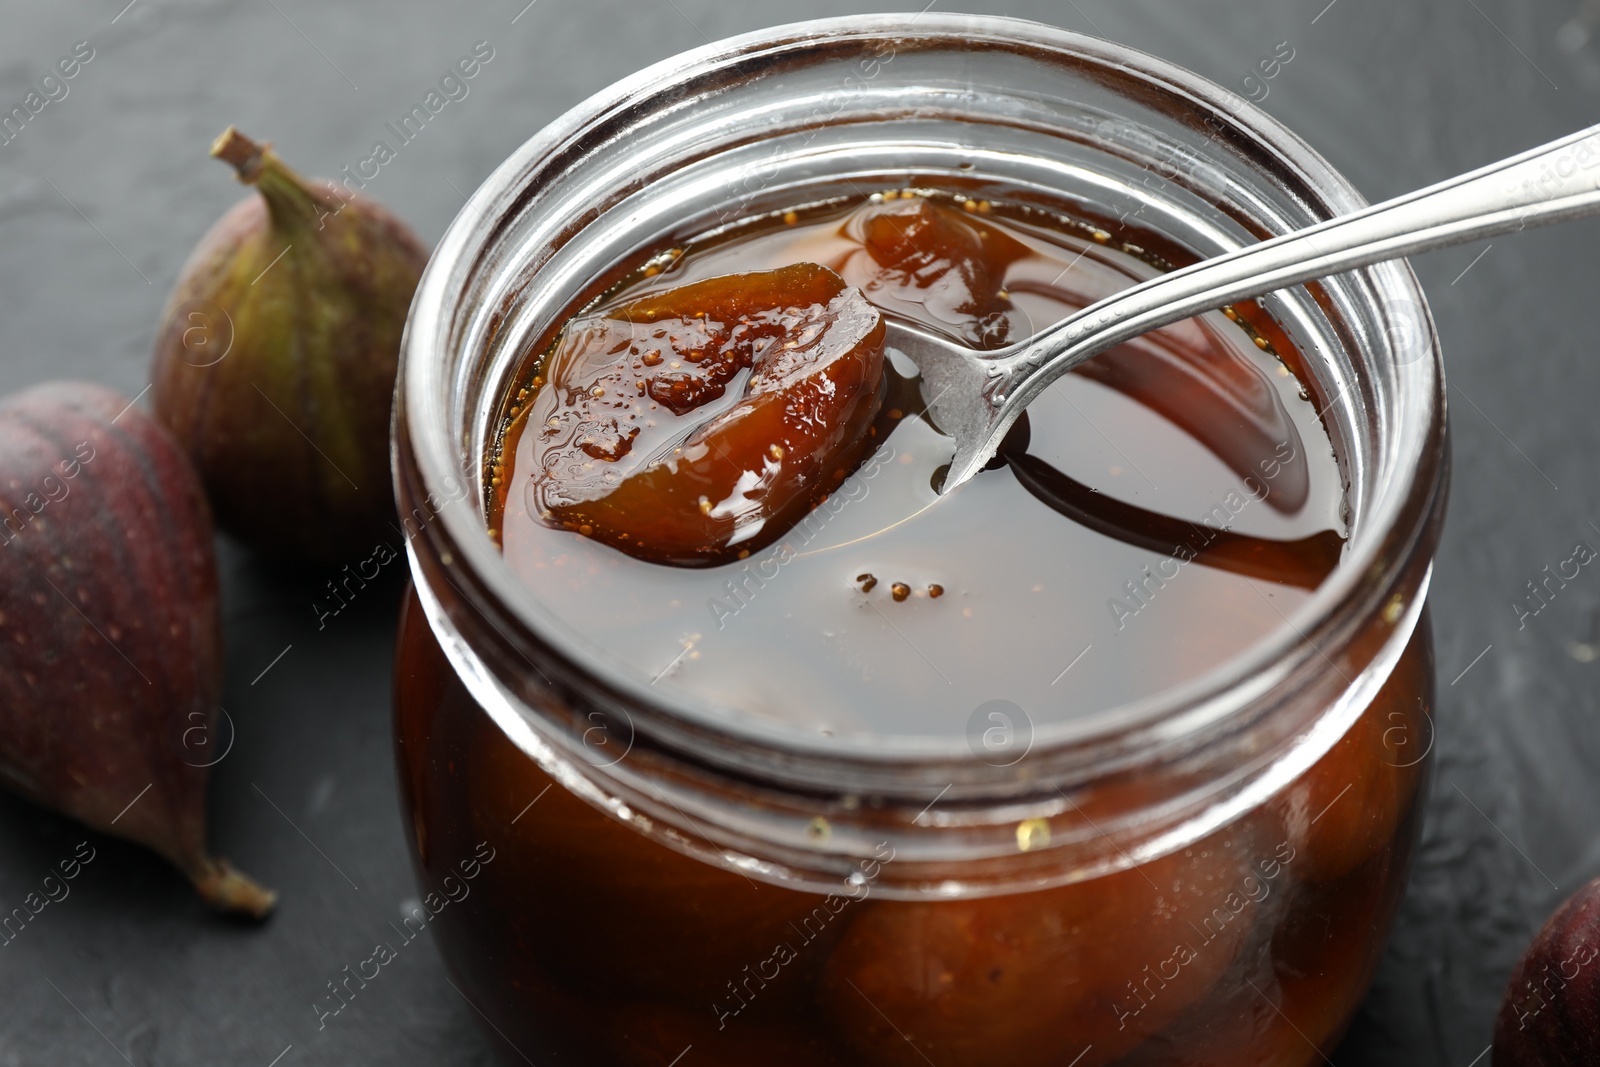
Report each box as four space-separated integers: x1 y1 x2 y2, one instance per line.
0 0 1595 1063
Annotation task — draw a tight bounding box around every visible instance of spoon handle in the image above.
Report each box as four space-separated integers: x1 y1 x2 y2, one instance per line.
998 121 1600 407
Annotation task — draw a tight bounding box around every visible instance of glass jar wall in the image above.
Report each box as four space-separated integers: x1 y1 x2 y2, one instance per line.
396 595 1436 1064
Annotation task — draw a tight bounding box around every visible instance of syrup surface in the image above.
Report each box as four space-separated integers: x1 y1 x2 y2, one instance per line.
489 192 1345 739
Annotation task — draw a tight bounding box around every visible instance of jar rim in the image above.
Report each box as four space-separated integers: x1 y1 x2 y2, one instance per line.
397 13 1446 781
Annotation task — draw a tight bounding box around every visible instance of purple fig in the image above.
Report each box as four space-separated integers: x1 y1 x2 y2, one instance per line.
151 127 428 563
0 381 274 917
1495 876 1600 1065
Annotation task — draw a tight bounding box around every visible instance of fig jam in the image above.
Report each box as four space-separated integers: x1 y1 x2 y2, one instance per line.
396 189 1435 1065
485 192 1345 737
523 262 887 566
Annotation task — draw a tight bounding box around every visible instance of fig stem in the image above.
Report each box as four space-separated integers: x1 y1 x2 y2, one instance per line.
211 126 266 184
191 857 278 919
210 126 340 233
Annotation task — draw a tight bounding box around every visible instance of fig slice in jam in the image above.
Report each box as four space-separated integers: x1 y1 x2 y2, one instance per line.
526 262 887 566
836 195 1031 347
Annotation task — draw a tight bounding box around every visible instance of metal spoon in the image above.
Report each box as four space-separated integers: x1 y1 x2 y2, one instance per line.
904 122 1600 494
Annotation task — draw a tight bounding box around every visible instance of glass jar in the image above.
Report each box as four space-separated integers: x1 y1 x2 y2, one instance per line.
392 14 1448 1066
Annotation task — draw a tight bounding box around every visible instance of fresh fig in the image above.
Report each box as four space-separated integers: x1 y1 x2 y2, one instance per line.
1495 876 1600 1065
151 127 428 563
0 381 274 917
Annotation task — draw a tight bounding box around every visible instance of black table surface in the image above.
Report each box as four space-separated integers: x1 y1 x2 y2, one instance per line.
2 0 1597 1063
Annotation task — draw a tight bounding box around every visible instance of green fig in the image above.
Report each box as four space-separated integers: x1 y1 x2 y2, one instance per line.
151 127 428 563
0 381 274 917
